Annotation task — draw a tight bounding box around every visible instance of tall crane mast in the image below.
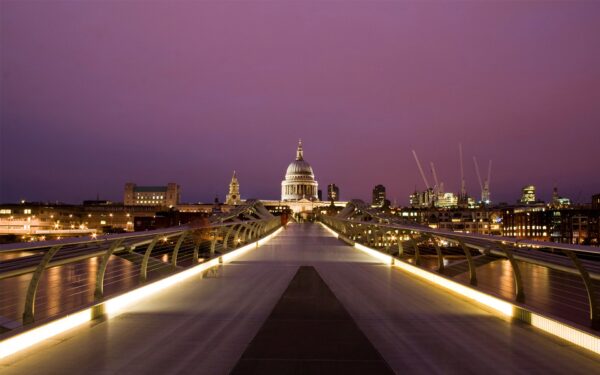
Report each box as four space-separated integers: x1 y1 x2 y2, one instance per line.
459 144 467 203
412 150 430 190
473 156 484 201
483 160 492 203
430 162 440 195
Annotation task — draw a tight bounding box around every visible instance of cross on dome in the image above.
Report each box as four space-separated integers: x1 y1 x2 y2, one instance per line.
296 139 303 161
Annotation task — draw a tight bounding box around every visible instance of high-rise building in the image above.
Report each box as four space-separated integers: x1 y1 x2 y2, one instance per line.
124 183 180 207
520 185 536 204
592 194 600 209
327 184 340 201
225 171 242 205
372 184 386 207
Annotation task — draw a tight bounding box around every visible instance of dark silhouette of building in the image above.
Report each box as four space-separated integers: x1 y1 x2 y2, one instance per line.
372 184 386 207
327 184 340 202
593 194 600 209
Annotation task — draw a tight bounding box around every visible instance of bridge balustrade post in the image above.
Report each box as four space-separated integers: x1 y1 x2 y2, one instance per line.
233 224 244 247
427 235 444 274
210 230 218 257
563 250 599 329
497 243 525 303
140 235 161 283
240 225 249 243
94 238 125 300
192 241 201 264
23 245 63 325
457 239 477 286
223 225 235 250
249 222 258 241
408 233 421 266
398 238 405 257
171 231 189 269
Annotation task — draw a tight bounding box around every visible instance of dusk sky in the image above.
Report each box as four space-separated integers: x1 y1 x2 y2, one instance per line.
1 1 599 205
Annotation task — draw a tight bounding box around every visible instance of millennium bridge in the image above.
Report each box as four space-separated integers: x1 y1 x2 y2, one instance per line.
0 200 599 374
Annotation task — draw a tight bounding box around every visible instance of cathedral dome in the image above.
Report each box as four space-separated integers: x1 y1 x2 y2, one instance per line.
286 159 314 177
281 140 319 201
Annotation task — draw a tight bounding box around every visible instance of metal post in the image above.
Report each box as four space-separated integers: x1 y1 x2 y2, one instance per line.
563 250 599 329
457 239 477 285
192 241 201 264
398 239 405 257
233 224 243 247
171 231 188 269
210 230 217 257
94 239 125 299
497 243 525 303
408 233 421 266
223 225 235 250
428 235 444 274
140 235 161 282
23 245 63 325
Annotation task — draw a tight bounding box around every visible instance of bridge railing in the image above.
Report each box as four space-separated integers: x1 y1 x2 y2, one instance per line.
320 214 600 330
0 201 281 333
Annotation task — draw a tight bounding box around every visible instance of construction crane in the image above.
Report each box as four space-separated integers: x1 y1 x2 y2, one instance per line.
473 156 492 204
412 150 430 190
473 157 484 199
483 160 492 204
430 162 440 195
459 144 467 204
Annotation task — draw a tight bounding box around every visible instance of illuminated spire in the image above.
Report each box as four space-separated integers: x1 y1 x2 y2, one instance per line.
296 139 303 161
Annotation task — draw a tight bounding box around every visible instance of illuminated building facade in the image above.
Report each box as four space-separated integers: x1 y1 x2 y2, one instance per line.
372 184 386 207
281 140 319 201
124 183 180 207
520 185 537 204
225 171 242 205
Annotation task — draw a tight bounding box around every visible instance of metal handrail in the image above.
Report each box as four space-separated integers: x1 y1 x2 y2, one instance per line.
320 214 600 329
0 201 281 330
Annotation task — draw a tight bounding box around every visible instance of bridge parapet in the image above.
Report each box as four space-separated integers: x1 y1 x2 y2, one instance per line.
321 208 600 331
0 200 281 334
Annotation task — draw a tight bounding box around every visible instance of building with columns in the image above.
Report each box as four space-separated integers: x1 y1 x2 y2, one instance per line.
281 140 319 201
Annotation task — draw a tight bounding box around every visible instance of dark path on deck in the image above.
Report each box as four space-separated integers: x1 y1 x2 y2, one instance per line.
231 266 393 374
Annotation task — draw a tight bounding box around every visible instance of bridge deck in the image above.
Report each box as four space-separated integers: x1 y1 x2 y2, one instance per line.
1 223 599 374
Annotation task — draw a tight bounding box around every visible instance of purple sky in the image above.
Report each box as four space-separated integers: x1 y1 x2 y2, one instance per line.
1 1 600 205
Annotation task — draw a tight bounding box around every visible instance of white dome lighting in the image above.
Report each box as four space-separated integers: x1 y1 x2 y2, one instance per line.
281 140 319 201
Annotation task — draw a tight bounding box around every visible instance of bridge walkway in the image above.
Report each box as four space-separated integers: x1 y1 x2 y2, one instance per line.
1 223 598 374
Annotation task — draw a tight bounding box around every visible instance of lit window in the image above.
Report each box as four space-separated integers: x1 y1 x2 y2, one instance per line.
100 220 107 225
0 209 11 214
24 209 32 214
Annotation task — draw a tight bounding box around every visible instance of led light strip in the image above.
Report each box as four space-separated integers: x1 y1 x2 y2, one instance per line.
320 222 600 355
0 227 283 360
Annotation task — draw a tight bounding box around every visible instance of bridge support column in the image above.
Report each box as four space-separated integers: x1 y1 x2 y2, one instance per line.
210 230 218 257
192 241 201 264
223 225 235 251
233 224 244 247
171 231 188 269
94 239 125 300
397 239 404 257
428 235 444 274
140 235 161 283
497 243 525 303
408 233 421 266
457 239 477 286
23 245 63 325
563 250 599 329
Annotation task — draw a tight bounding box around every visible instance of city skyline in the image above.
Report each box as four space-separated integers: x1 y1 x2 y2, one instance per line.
2 1 600 204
